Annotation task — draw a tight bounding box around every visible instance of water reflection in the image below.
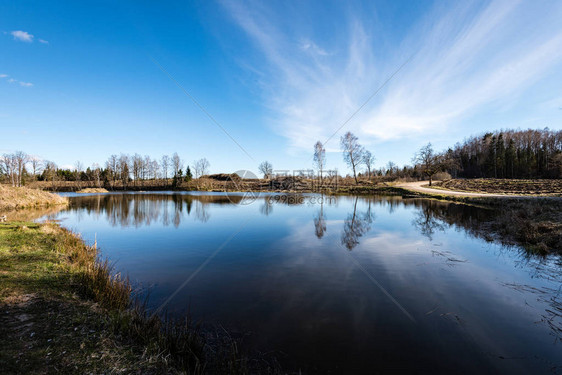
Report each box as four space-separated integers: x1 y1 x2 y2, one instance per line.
260 200 273 216
57 193 514 252
43 192 562 373
61 193 518 257
341 197 375 250
412 201 447 241
2 205 67 222
61 193 239 227
313 201 326 239
408 199 495 243
60 194 402 252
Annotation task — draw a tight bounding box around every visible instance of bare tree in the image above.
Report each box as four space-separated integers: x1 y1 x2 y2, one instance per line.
172 152 182 177
1 154 16 186
43 161 58 189
13 151 28 186
313 141 326 182
151 160 160 180
118 154 130 187
386 161 396 176
258 161 273 178
74 161 83 181
413 143 442 186
106 154 118 186
363 150 375 180
326 169 338 179
144 155 151 180
92 163 101 187
193 158 210 178
161 155 170 180
131 154 144 185
29 156 43 179
1 151 29 186
340 132 363 184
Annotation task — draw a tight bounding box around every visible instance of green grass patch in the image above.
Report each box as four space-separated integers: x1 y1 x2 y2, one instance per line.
0 222 277 374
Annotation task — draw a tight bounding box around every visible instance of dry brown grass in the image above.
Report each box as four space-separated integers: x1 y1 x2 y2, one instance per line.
76 187 109 193
0 184 67 211
436 179 562 196
479 198 562 254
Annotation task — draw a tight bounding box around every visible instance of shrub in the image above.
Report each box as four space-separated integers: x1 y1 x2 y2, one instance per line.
433 172 452 181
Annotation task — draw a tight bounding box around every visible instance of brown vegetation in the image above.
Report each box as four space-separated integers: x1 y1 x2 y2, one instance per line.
27 180 172 192
0 184 67 211
414 197 562 255
482 198 562 254
389 183 562 254
435 179 562 196
76 187 109 193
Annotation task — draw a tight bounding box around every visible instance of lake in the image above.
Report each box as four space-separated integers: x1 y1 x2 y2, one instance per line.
44 192 561 374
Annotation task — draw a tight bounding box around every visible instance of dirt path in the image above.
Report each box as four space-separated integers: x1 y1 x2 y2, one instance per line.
396 181 526 198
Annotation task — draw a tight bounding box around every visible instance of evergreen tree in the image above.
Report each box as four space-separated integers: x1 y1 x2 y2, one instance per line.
506 139 516 178
496 133 506 178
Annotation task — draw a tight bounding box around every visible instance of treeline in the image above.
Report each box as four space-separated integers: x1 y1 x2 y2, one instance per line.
323 128 562 183
447 128 562 179
0 151 211 188
2 128 561 188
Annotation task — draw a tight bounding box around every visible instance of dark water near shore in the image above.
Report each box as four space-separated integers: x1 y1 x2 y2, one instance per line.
44 192 561 374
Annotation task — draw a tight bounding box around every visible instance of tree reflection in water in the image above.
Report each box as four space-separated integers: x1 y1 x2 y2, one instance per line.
313 200 326 239
67 193 242 227
67 193 546 263
411 202 447 241
260 200 273 216
341 197 375 251
62 192 562 341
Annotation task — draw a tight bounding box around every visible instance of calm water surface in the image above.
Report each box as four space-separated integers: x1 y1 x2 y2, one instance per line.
45 192 561 374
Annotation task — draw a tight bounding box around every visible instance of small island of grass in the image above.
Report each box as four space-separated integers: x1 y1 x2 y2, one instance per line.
76 187 109 194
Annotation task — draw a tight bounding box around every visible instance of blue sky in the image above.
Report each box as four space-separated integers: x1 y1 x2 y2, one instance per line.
1 0 562 175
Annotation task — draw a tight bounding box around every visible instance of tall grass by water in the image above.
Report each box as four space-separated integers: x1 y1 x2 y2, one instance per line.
0 221 273 373
0 184 67 211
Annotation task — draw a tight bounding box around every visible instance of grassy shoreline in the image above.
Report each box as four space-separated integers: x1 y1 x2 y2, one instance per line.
318 184 562 255
0 183 559 373
0 185 68 212
22 180 562 255
0 222 194 373
381 186 562 255
5 181 560 255
0 221 273 374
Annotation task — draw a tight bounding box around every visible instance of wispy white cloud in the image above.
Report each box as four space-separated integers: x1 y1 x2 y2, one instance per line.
222 0 562 152
361 1 562 141
300 39 329 56
1 75 33 87
540 96 562 110
6 30 48 44
10 30 34 42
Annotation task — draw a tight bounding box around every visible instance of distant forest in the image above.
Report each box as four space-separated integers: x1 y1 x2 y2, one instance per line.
445 128 562 179
1 128 561 187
